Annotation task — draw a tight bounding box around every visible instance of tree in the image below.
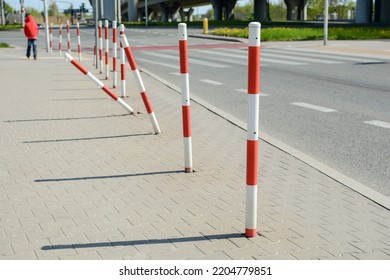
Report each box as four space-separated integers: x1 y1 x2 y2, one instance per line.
269 0 287 21
25 7 41 17
3 1 14 15
48 1 59 17
234 1 254 20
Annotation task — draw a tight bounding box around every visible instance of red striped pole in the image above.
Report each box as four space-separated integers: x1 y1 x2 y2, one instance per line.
104 20 109 80
64 53 134 115
66 20 71 53
178 23 192 173
120 34 161 135
93 45 96 66
112 21 118 88
245 22 261 238
76 22 82 61
49 23 53 54
98 20 103 74
119 24 126 98
59 24 62 57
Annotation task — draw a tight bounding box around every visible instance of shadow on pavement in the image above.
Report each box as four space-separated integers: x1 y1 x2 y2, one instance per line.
41 233 247 251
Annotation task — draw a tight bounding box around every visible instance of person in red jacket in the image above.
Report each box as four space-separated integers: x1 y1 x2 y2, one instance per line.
24 14 39 60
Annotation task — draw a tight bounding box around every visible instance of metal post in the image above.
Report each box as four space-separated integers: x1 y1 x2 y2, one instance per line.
112 21 118 88
245 22 261 238
120 34 161 135
94 0 99 68
119 24 126 98
21 0 25 28
178 23 193 173
104 20 109 80
43 0 50 52
77 22 82 61
324 0 329 45
145 0 148 27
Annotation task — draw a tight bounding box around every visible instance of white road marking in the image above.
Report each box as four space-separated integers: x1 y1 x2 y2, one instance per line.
146 52 230 68
137 58 179 70
364 120 390 129
291 102 336 113
264 52 342 64
200 79 224 86
261 57 307 65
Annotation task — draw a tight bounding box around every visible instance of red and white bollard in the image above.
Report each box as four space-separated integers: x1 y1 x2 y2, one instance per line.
112 21 118 88
98 20 103 74
76 22 82 61
66 20 71 53
49 23 53 54
119 24 126 98
93 45 96 67
59 24 63 57
245 22 261 238
64 53 134 115
120 34 161 135
178 23 192 173
104 20 109 80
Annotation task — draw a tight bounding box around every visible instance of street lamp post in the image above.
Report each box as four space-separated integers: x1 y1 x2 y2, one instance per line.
324 0 329 45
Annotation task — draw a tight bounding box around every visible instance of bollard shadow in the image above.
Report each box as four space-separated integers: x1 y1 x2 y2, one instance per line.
355 61 388 66
24 133 152 144
35 170 184 183
41 233 246 251
4 114 128 123
51 91 105 96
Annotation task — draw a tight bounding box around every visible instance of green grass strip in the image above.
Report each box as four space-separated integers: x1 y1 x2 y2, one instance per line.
212 27 390 41
0 24 22 31
0 42 11 48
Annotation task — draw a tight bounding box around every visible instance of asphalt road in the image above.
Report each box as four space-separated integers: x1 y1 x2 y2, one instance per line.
2 26 389 197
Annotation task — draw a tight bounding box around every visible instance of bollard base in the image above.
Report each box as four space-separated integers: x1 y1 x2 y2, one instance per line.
184 168 192 173
245 228 257 238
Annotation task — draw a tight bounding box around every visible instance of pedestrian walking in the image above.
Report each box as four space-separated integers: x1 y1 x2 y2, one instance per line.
24 13 39 60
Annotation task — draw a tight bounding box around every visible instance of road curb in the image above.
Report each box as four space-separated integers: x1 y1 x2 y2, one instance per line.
140 67 390 211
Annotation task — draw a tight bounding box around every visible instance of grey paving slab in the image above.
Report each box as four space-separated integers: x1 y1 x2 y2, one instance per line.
0 44 389 260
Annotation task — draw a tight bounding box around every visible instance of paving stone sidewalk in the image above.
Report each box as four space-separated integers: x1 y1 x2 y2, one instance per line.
0 46 389 260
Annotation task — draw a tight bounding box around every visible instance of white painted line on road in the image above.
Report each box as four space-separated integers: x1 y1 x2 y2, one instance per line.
200 79 224 86
146 52 230 68
237 89 270 96
291 102 336 113
170 72 181 76
264 52 342 64
261 57 307 66
138 58 179 70
364 120 390 129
